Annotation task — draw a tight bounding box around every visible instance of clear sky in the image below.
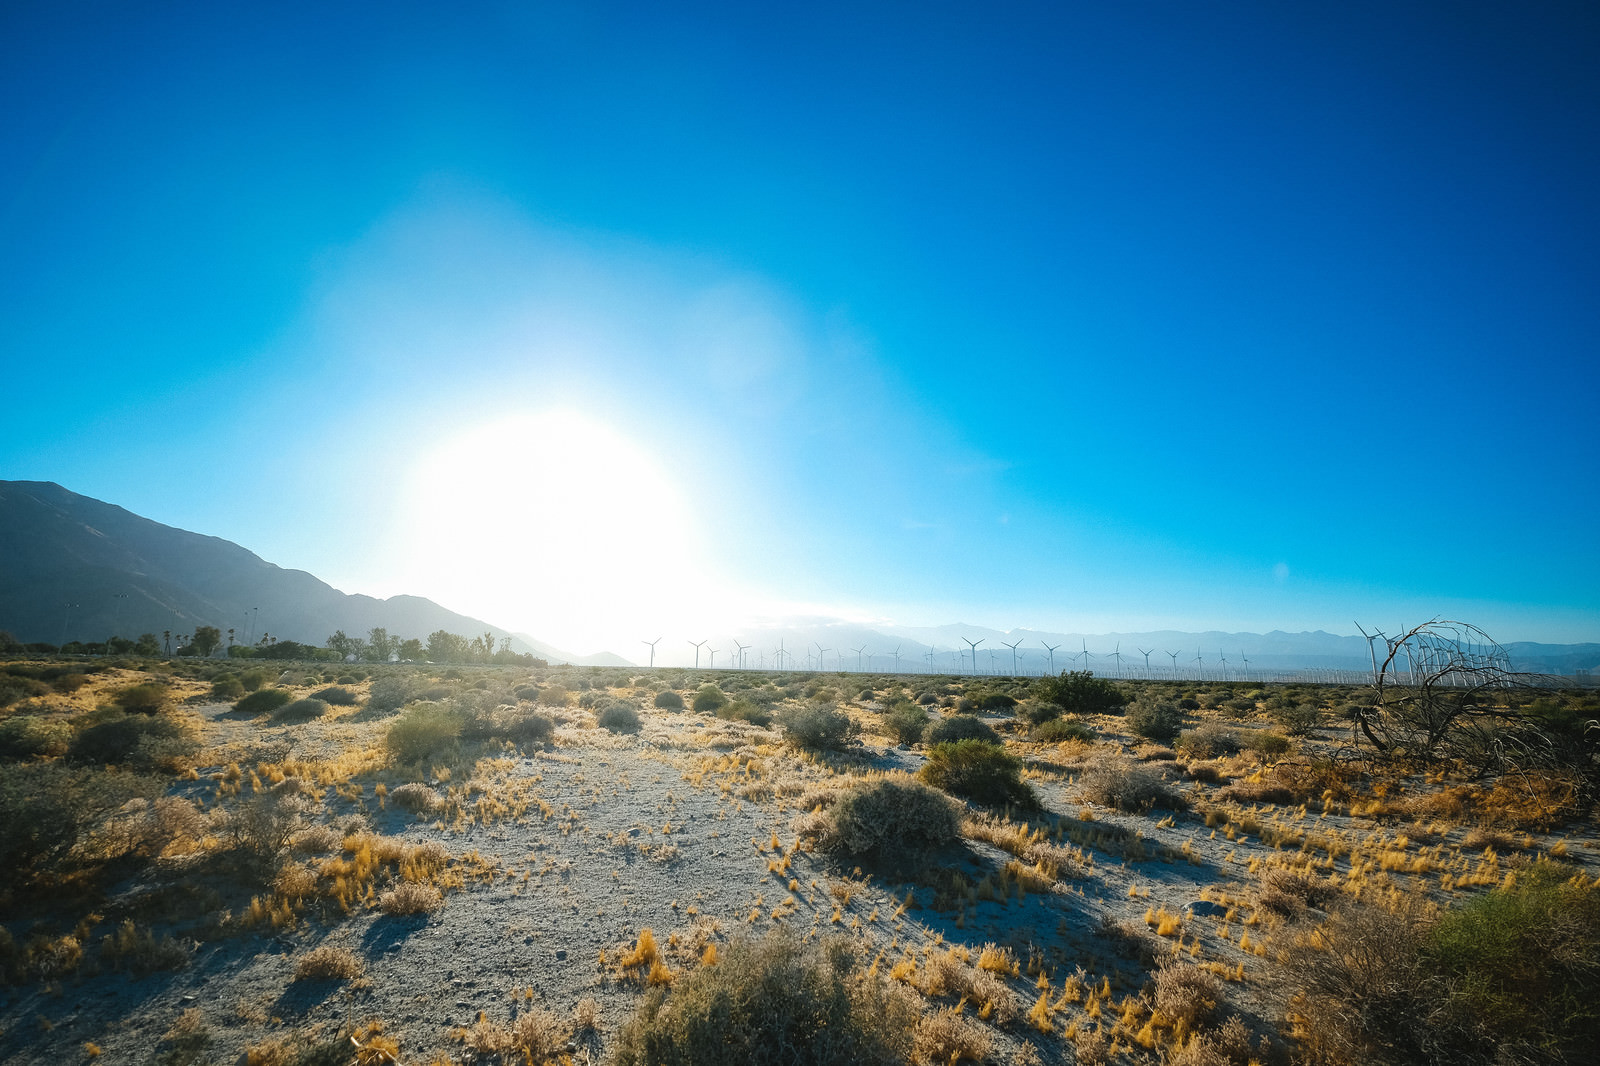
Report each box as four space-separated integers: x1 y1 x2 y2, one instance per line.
4 1 1597 653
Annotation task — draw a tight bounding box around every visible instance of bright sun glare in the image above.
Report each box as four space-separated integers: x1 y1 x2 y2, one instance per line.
395 411 718 652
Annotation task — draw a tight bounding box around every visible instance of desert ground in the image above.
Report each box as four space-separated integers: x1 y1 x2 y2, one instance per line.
1 657 1595 1065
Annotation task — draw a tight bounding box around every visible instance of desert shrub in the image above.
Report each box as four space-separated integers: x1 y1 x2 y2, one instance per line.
1152 963 1222 1028
1030 717 1095 744
0 715 72 759
366 674 416 714
1078 761 1188 811
294 945 364 980
466 706 554 748
67 712 196 769
597 702 642 733
1031 671 1126 716
1271 701 1322 736
225 791 307 871
388 783 443 815
1018 700 1067 725
513 683 541 702
235 688 293 716
1177 696 1201 711
717 700 771 727
1418 859 1600 1061
379 881 442 915
916 691 938 706
923 714 999 746
0 674 49 708
310 685 359 706
1244 730 1292 756
1174 724 1244 759
777 704 857 750
384 702 464 764
807 778 961 862
881 701 929 745
98 919 190 974
653 690 685 711
1126 697 1184 742
0 762 161 872
1256 865 1339 917
114 682 170 715
919 739 1038 808
536 685 570 708
610 930 916 1066
210 675 246 700
238 668 270 692
692 684 729 713
965 688 1017 712
272 698 329 724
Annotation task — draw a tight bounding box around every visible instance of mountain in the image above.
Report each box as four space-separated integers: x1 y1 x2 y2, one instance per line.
0 480 609 661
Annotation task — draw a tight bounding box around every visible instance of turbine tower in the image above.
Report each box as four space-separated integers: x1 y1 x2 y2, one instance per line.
891 645 902 672
708 647 718 669
1137 647 1154 677
1041 641 1061 674
962 637 984 676
1107 642 1125 678
1218 650 1229 682
688 639 707 669
1078 639 1095 671
814 643 830 674
1193 649 1204 680
642 636 662 669
1003 639 1023 676
734 640 751 669
1240 649 1251 680
853 644 868 672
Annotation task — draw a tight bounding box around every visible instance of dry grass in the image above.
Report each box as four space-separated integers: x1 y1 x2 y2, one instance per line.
294 944 364 980
377 881 442 915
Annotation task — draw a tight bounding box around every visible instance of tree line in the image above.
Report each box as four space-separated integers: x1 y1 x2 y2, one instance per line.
0 625 543 666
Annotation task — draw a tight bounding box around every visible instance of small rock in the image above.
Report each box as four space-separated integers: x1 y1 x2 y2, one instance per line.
1182 900 1229 918
555 950 567 961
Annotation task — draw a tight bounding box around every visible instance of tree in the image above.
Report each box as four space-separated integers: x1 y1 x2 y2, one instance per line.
367 627 396 662
397 637 424 661
1354 619 1597 787
134 633 161 656
326 630 356 660
190 626 222 657
1031 670 1127 716
426 629 467 662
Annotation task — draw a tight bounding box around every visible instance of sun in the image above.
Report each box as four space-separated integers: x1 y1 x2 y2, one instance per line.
391 410 717 652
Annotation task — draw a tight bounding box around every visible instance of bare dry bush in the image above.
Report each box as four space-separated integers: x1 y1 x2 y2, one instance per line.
378 881 442 915
912 1008 991 1063
294 944 364 980
1152 962 1222 1028
1256 865 1340 918
388 782 443 815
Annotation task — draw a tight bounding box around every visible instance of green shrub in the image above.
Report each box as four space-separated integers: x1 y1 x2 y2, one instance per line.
461 705 555 748
210 675 246 700
0 762 161 872
1271 701 1322 736
777 704 857 750
235 688 293 716
918 739 1038 808
1019 700 1067 726
692 684 729 713
1078 761 1187 811
385 702 464 764
67 712 196 769
0 674 49 708
114 682 170 715
0 716 73 759
1031 670 1126 716
272 698 330 724
1245 730 1292 756
717 700 772 727
964 688 1017 712
310 685 359 706
881 701 929 745
812 778 961 862
1126 698 1184 742
611 930 915 1066
536 684 570 708
1174 724 1243 759
653 690 685 711
366 674 416 714
238 668 270 692
923 714 999 746
597 702 642 733
1031 717 1096 744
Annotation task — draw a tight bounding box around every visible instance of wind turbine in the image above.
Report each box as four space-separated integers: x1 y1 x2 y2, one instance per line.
988 648 998 674
734 640 751 669
776 639 787 671
688 639 707 669
891 645 901 672
1218 650 1229 682
1078 639 1095 671
962 637 984 676
1193 649 1204 680
1137 647 1154 677
1107 642 1125 678
1003 639 1023 675
1041 641 1061 674
853 644 868 672
1239 649 1251 680
814 643 830 675
925 646 937 672
642 637 662 669
708 647 719 669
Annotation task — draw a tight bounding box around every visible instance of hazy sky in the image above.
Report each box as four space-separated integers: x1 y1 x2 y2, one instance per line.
4 1 1597 651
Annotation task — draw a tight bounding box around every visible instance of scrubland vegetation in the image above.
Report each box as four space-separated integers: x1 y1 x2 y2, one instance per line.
0 649 1595 1065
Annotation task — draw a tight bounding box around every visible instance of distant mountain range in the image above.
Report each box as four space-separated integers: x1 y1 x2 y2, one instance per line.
0 480 623 664
1 480 1593 676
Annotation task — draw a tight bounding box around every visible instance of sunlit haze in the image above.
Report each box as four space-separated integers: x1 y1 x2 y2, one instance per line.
4 2 1597 656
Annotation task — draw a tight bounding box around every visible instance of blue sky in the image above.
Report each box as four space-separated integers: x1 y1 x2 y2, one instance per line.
3 1 1597 651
